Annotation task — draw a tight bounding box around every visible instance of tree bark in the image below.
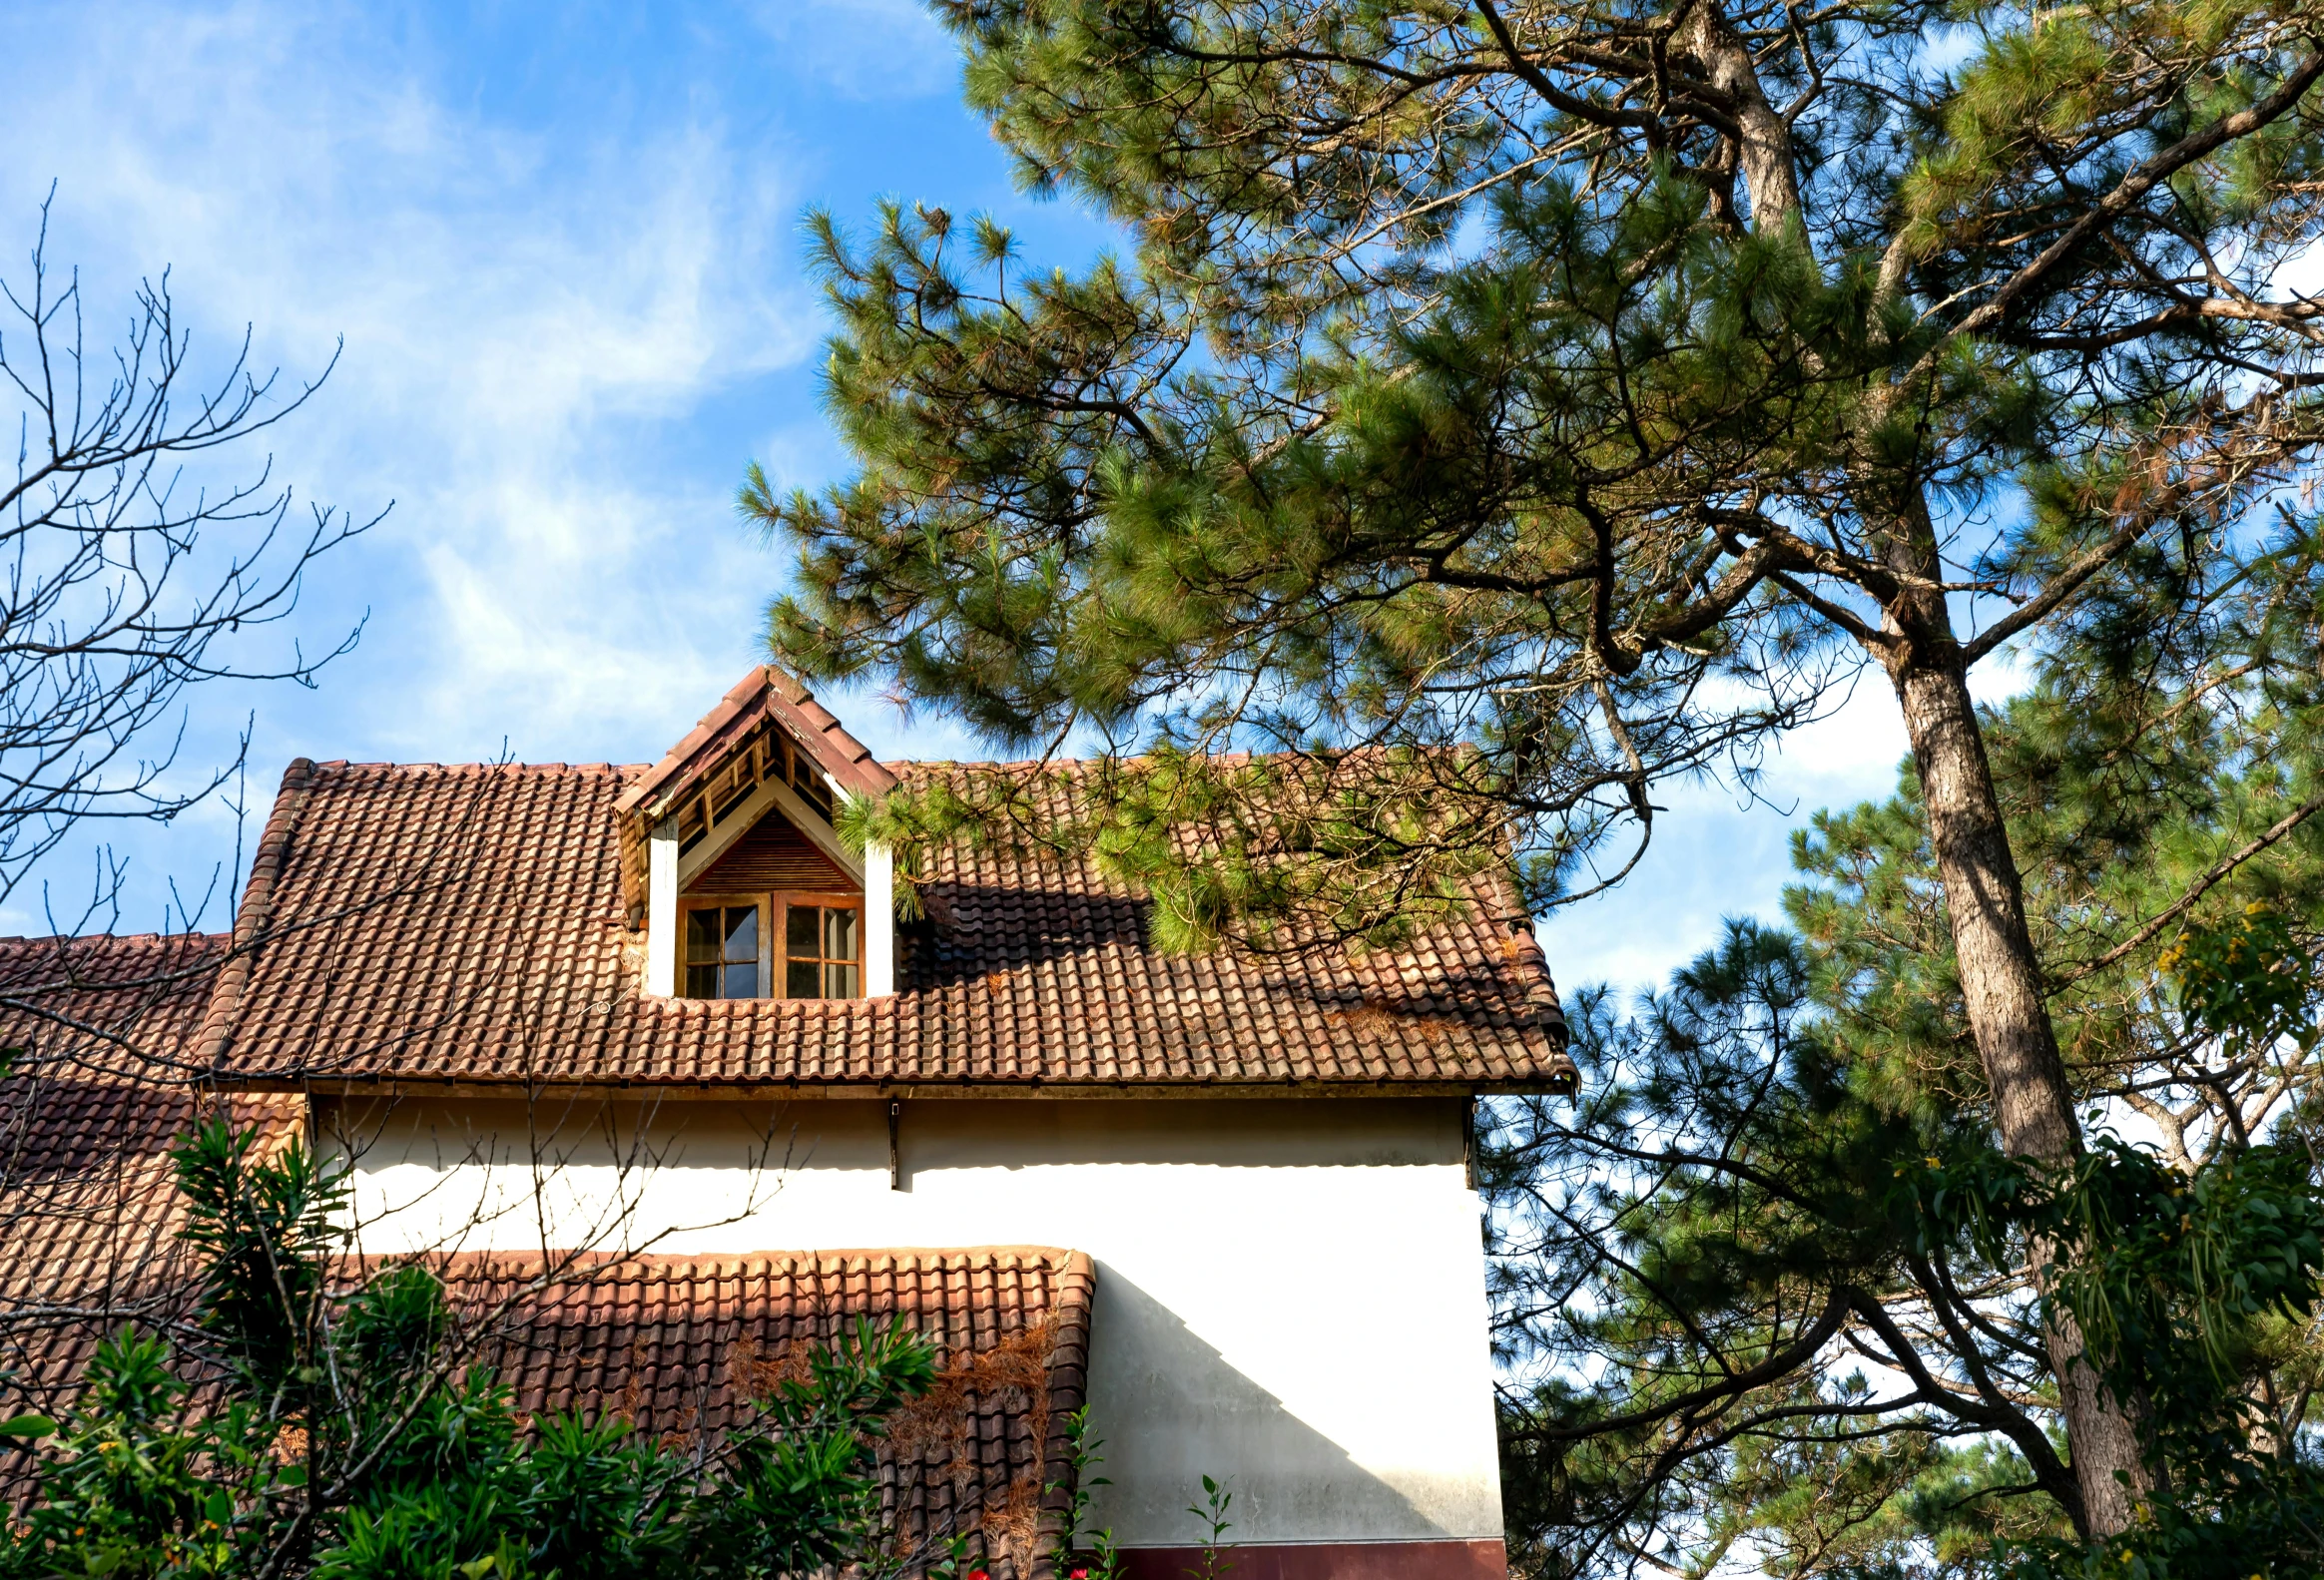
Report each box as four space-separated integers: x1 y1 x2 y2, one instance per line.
1889 637 2152 1538
1678 0 1802 234
1680 0 2151 1532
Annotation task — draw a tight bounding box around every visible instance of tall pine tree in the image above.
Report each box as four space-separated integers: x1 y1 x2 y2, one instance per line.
752 0 2324 1535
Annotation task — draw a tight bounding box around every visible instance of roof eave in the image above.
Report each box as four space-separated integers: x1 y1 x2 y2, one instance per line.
229 1073 1578 1101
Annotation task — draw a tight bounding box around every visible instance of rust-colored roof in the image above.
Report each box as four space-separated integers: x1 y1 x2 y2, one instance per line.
615 665 897 820
0 931 231 1080
0 934 302 1483
196 759 1575 1092
442 1247 1091 1578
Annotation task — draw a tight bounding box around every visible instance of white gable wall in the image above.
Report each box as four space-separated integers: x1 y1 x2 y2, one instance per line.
318 1094 1502 1553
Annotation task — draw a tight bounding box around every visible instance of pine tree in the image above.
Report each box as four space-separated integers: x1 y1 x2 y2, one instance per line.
753 0 2324 1536
1483 614 2324 1574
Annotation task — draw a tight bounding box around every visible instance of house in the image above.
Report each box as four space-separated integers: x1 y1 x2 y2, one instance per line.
1 666 1574 1579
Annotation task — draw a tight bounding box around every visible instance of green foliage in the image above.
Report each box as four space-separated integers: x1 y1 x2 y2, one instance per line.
1906 1133 2324 1437
1488 845 2324 1575
1050 1406 1122 1580
0 1117 944 1580
1181 1474 1234 1580
755 0 2324 953
1486 920 2071 1578
171 1121 346 1397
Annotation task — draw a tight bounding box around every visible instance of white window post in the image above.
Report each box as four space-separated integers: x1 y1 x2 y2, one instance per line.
646 817 679 997
864 842 894 998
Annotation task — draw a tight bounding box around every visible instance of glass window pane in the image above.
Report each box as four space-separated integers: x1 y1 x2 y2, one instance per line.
724 905 758 960
686 910 722 962
824 907 859 961
787 903 820 953
826 961 860 999
685 963 720 998
787 960 820 998
724 962 758 999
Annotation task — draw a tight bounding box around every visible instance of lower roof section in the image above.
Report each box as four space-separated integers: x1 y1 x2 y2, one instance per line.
440 1247 1093 1575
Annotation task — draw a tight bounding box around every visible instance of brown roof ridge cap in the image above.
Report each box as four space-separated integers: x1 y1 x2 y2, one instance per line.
612 663 902 813
615 664 771 815
408 1244 1085 1272
302 760 625 776
0 929 230 949
764 683 895 797
191 757 316 1075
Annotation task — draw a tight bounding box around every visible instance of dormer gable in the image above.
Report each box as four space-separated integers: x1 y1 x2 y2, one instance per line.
617 666 895 1001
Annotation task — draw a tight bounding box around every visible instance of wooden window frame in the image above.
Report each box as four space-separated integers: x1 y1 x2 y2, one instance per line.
677 889 868 1001
679 894 772 1000
776 890 864 1000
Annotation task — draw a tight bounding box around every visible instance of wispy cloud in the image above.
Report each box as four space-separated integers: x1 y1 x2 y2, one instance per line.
0 1 850 925
745 0 960 99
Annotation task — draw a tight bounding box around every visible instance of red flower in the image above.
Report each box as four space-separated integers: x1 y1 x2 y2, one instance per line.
966 1571 988 1580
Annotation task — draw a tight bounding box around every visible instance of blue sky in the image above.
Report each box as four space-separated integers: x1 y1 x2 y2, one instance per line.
0 0 1938 993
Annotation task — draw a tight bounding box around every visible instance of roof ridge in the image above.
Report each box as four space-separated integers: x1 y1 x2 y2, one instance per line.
191 757 316 1077
0 930 230 948
298 760 634 777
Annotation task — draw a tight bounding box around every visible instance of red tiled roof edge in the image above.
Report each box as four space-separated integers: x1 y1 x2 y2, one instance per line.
189 757 315 1075
417 1244 1096 1577
614 665 895 820
1036 1250 1097 1577
763 669 897 799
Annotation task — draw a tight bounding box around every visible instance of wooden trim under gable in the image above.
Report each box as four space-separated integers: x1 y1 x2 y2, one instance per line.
676 772 862 892
683 813 854 897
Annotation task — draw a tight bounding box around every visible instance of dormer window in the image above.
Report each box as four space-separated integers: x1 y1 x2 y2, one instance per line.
629 666 894 1001
785 899 861 998
685 904 761 999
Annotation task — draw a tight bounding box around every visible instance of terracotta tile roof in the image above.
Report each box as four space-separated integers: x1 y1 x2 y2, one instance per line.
438 1247 1092 1578
0 934 301 1483
0 931 231 1080
198 759 1575 1092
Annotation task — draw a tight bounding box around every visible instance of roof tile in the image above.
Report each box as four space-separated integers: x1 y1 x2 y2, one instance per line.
201 761 1574 1093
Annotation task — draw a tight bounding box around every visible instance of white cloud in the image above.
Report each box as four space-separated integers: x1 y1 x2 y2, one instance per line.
0 0 870 929
1 1 826 771
745 0 959 100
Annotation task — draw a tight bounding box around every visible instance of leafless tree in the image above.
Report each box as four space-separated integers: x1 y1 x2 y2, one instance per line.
0 189 374 924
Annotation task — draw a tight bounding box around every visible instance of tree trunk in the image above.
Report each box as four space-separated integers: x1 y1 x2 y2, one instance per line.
1890 647 2151 1536
1685 0 2151 1527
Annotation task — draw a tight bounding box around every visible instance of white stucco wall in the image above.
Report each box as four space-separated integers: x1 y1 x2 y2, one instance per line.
317 1094 1504 1550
